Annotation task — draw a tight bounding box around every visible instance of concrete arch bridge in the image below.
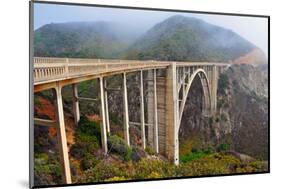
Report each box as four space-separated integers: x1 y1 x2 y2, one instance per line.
32 57 228 183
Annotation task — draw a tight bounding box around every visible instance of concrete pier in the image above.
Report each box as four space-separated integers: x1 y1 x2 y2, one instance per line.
99 77 108 154
147 70 154 149
165 64 179 165
153 69 159 153
53 84 72 184
104 79 110 134
122 73 130 146
140 70 146 149
72 83 80 126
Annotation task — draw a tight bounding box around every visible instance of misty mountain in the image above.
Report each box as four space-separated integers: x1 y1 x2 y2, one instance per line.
125 15 256 62
34 15 259 63
34 21 139 58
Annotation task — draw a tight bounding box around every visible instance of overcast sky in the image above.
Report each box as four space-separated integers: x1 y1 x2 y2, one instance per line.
34 3 268 57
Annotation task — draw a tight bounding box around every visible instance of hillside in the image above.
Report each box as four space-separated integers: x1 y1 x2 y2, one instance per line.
35 15 261 63
126 15 256 62
34 21 137 58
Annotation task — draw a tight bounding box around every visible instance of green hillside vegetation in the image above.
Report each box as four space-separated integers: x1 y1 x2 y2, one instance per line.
126 15 255 62
34 98 267 186
34 15 256 62
73 118 267 183
34 21 135 58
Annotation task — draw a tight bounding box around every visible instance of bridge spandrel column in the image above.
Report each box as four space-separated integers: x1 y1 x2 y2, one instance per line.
99 77 108 154
156 69 167 155
53 84 72 184
122 73 130 146
153 69 159 153
165 64 179 165
140 70 146 149
104 79 110 134
72 84 80 126
147 70 154 148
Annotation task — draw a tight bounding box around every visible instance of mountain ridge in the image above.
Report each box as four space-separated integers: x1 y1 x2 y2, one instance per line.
125 15 257 62
34 15 265 64
34 21 137 58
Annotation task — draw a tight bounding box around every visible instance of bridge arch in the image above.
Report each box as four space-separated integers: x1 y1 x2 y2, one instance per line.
177 68 212 133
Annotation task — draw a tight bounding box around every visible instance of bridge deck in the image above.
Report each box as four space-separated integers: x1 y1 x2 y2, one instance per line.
33 57 228 92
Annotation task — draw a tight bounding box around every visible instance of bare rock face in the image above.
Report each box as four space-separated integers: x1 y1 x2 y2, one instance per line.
215 64 268 160
226 64 268 97
178 63 268 160
233 48 267 65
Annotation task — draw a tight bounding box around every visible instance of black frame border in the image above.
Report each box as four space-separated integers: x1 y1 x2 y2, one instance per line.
29 0 270 188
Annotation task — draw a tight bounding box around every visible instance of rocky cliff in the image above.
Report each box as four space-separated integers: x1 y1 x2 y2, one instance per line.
178 63 268 160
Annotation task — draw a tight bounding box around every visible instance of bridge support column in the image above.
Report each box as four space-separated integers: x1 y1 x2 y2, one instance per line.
122 73 130 146
165 64 179 165
147 70 159 152
104 79 110 134
147 70 154 149
53 84 72 184
156 69 167 155
140 70 146 149
210 66 218 114
153 69 159 153
72 84 80 126
99 77 108 154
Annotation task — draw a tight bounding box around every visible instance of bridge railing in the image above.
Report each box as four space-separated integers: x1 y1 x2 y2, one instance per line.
33 57 228 85
33 57 169 84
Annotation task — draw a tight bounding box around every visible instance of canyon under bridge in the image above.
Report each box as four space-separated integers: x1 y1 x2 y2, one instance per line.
32 57 228 184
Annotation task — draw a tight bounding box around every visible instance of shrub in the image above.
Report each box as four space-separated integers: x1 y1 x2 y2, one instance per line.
249 161 268 172
81 153 100 170
177 153 240 176
105 176 128 182
131 147 147 162
217 143 230 152
70 116 101 159
133 159 172 179
145 146 156 155
70 116 102 174
180 151 208 163
147 171 162 179
191 147 199 153
76 116 101 145
77 152 268 183
78 160 128 182
203 144 215 154
108 135 132 161
34 152 62 185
